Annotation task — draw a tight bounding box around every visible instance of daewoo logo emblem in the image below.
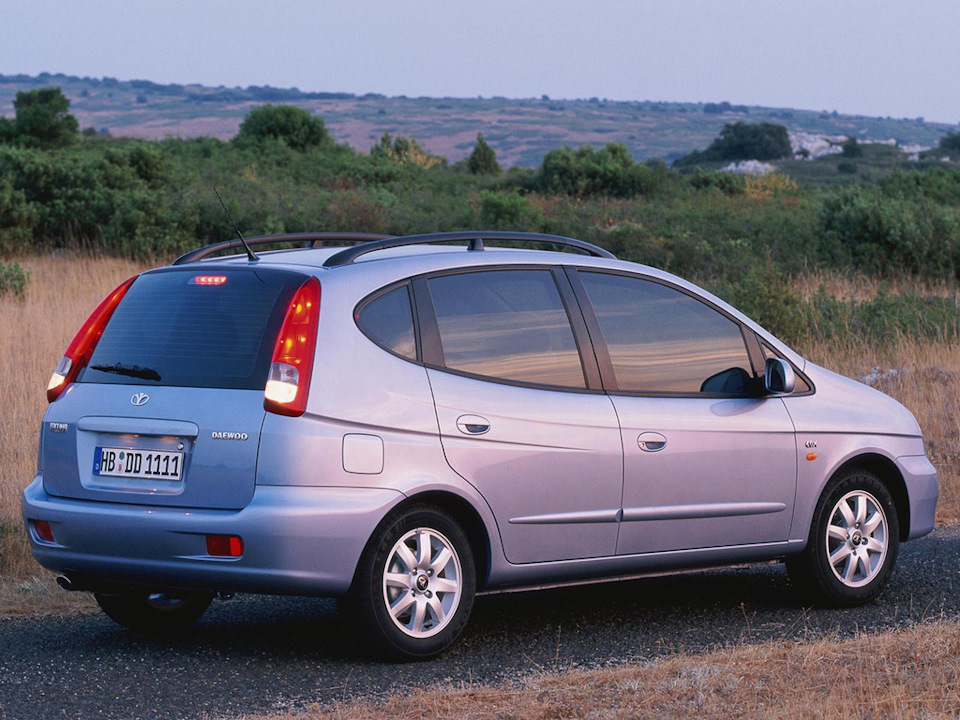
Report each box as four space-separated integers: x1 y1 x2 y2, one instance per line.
130 392 150 407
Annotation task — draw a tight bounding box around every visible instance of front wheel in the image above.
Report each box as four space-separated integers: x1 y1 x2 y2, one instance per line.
787 468 899 606
95 590 214 632
353 505 476 661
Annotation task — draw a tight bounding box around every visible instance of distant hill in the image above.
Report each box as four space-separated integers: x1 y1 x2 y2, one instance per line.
1 72 956 167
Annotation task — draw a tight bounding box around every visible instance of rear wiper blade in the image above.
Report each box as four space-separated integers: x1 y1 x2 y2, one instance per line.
89 363 161 381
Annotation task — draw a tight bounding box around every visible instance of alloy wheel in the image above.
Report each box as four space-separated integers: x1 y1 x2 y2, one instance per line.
381 527 462 638
825 490 888 588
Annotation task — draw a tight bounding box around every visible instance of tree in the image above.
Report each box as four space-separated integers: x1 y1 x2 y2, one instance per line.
674 122 792 166
0 117 13 143
11 88 78 147
711 122 791 161
465 133 501 175
370 132 444 169
842 138 863 158
235 104 328 151
937 131 960 158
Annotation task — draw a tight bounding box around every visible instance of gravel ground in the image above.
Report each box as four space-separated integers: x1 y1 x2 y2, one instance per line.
2 525 959 720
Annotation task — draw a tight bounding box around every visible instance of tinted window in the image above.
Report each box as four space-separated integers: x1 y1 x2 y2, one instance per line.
356 285 417 360
428 270 585 388
580 272 753 394
82 269 302 390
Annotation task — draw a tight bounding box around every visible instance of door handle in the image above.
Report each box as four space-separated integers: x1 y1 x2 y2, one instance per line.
638 432 667 452
457 414 490 435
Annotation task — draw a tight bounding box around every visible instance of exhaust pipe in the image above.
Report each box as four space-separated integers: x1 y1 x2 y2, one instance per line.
56 574 106 593
56 575 79 591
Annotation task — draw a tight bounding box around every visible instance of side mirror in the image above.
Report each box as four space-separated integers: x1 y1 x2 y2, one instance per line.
764 358 796 396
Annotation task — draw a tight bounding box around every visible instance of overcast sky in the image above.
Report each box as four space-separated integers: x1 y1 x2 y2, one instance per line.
2 0 958 124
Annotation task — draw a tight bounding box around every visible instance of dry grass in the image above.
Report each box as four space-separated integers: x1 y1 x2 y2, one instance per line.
793 270 960 302
0 573 97 617
0 254 149 578
240 619 960 719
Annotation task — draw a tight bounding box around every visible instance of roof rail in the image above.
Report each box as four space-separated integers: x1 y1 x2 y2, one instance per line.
172 232 393 265
322 231 616 267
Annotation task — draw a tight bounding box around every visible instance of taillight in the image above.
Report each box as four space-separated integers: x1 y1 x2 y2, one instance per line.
47 276 137 403
264 276 320 416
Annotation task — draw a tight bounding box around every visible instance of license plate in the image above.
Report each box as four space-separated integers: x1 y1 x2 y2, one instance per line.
93 447 183 481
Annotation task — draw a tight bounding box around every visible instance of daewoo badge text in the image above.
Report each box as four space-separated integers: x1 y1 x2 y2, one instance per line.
211 431 249 441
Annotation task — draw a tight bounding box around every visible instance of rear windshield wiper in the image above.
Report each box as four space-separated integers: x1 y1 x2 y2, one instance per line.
89 363 161 381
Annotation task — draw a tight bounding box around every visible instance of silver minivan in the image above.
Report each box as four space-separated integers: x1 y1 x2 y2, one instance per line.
23 231 939 659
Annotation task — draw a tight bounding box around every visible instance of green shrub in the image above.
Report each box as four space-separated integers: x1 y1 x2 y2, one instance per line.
689 168 745 195
0 260 29 299
369 133 445 170
0 179 37 254
234 104 329 151
537 143 669 198
478 190 541 230
879 167 960 206
817 186 960 278
0 144 191 258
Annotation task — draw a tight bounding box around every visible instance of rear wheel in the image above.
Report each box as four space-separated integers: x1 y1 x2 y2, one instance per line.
95 590 214 631
787 468 899 606
353 505 475 660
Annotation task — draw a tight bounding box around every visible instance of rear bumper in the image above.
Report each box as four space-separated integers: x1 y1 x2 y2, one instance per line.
22 476 403 596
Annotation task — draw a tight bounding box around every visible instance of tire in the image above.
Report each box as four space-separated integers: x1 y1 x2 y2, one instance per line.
787 467 899 606
353 504 476 661
95 590 214 632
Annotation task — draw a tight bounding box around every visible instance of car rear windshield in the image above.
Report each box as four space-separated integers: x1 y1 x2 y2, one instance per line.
81 268 306 390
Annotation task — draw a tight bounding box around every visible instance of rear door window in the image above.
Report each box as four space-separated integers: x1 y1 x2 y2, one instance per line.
427 269 586 388
82 268 304 390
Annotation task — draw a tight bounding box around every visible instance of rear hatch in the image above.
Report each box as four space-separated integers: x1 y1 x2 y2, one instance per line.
41 266 307 510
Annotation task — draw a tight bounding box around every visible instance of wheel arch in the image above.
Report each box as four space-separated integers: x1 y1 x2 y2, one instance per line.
344 486 495 600
832 453 910 541
401 490 492 588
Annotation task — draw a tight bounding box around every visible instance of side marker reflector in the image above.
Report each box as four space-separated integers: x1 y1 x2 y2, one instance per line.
206 535 244 557
34 520 55 543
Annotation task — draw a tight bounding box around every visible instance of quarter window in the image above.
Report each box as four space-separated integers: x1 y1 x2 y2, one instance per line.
356 285 417 360
580 272 754 394
428 270 585 388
